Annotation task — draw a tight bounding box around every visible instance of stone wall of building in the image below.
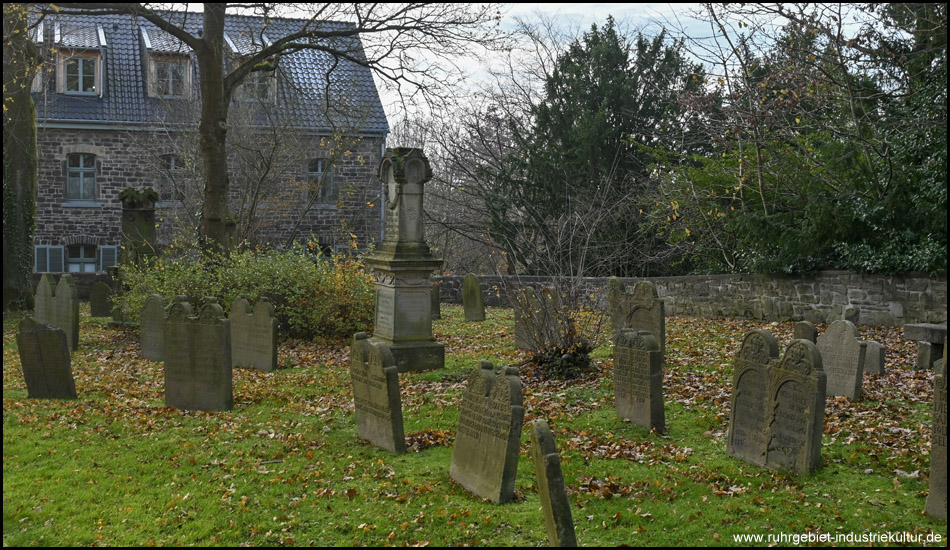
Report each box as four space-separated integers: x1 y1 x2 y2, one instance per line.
434 272 947 327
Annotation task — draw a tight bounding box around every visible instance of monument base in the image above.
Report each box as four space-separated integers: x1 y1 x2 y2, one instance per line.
370 337 444 373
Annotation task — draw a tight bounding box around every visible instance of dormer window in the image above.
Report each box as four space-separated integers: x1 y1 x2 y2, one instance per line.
59 51 100 95
150 57 191 98
54 23 105 96
242 70 275 102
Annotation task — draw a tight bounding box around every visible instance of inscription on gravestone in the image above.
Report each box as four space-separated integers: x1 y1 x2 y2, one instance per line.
614 329 665 432
140 295 167 361
16 316 77 399
766 340 826 475
229 297 278 372
450 361 525 504
462 273 486 322
727 330 780 467
164 299 233 411
925 348 946 521
817 320 866 400
350 333 405 452
529 419 577 547
52 275 80 351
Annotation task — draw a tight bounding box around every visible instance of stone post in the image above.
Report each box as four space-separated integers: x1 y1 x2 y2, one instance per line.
363 148 444 372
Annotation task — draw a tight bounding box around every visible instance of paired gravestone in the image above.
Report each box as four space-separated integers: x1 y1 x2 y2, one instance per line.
728 332 827 475
613 329 666 432
164 298 233 411
229 297 278 372
529 419 577 547
52 275 80 351
89 281 113 317
863 340 885 375
793 321 818 343
607 278 665 361
727 330 780 467
34 273 56 324
462 273 486 322
450 361 525 504
140 294 167 361
816 320 866 400
925 347 946 521
349 333 405 453
16 316 77 399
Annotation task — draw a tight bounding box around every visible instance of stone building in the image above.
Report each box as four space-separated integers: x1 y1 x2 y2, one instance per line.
30 10 389 274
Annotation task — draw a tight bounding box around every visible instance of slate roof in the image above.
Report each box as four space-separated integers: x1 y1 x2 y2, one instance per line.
32 11 389 136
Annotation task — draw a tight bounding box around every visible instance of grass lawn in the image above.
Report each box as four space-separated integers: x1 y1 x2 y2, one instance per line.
3 304 946 546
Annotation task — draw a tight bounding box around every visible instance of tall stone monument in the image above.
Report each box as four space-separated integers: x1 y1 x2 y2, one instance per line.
363 148 444 373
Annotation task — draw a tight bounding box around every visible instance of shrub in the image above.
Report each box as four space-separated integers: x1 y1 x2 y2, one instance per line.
115 241 375 341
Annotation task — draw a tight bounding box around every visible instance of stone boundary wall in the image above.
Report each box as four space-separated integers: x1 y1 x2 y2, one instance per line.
433 272 947 327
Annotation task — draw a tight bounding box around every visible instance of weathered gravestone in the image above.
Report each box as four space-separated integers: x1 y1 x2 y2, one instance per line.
614 329 666 432
140 294 167 361
863 340 885 375
450 361 525 504
529 419 577 547
727 330 780 467
349 333 405 453
34 273 56 325
52 275 80 351
229 297 278 372
164 298 233 411
925 347 946 521
608 278 665 361
16 316 77 399
766 339 826 475
793 321 818 343
431 283 441 320
89 281 113 317
817 320 866 400
462 273 486 322
514 287 539 351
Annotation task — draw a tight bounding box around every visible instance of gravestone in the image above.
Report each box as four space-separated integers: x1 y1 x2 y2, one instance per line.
89 281 113 317
766 339 826 475
727 329 780 467
514 287 541 351
34 273 56 325
16 316 77 399
349 333 405 453
140 294 167 361
363 148 444 372
608 278 665 360
462 273 486 322
863 340 885 375
793 321 818 343
450 361 525 504
431 283 441 320
613 329 666 432
229 297 278 372
52 275 80 351
529 419 577 547
164 298 233 411
817 320 866 400
925 347 946 521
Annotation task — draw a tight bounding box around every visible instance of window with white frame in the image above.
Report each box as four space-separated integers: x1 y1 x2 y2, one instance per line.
155 59 188 97
62 52 99 94
243 70 275 102
66 244 98 273
66 153 97 201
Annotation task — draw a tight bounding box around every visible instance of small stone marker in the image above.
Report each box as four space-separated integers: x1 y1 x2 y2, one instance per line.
793 321 818 343
229 297 278 372
529 419 577 547
52 275 80 351
863 340 885 375
925 347 946 521
16 316 77 399
613 329 665 432
608 278 665 360
817 320 866 400
766 339 826 475
34 273 56 325
902 323 947 370
140 294 167 361
89 281 113 317
164 298 233 411
462 273 486 322
727 329 780 467
451 361 524 503
350 333 405 453
431 283 441 320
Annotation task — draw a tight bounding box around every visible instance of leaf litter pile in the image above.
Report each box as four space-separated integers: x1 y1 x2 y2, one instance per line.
2 308 942 546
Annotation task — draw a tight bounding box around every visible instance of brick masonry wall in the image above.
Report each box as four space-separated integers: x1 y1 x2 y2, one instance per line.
433 272 948 328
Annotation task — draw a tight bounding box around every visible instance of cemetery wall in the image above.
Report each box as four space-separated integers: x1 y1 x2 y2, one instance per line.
433 271 947 327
